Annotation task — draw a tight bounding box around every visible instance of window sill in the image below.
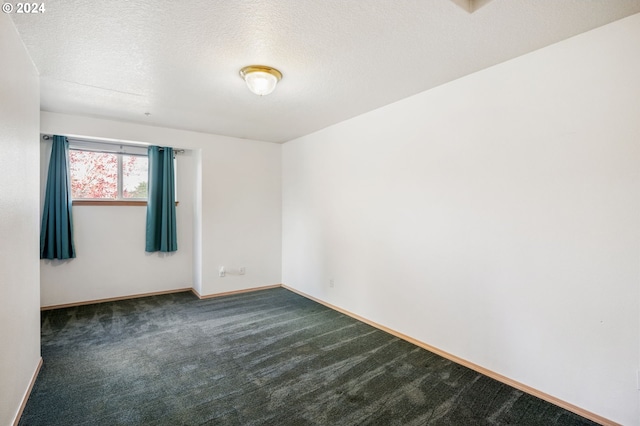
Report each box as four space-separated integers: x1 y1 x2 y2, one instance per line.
72 200 180 206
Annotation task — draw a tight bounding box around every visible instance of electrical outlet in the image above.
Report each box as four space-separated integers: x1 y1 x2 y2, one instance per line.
219 267 225 277
329 279 334 288
239 267 246 275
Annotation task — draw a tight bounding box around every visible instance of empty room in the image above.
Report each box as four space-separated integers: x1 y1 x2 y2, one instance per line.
1 1 639 425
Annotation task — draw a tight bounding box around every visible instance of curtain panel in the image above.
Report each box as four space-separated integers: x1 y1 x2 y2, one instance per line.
145 146 177 252
40 135 76 259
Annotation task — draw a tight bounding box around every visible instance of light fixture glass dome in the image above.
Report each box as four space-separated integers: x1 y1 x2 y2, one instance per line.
240 65 282 96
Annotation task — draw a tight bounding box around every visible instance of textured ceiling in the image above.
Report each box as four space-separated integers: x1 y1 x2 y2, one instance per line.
10 1 640 143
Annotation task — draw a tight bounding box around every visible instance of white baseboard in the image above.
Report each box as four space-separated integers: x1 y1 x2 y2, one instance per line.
12 357 43 426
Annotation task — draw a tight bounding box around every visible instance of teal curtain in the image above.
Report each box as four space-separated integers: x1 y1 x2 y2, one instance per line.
146 146 177 252
40 135 76 259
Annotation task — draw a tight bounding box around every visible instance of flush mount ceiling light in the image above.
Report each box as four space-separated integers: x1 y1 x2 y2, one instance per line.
240 65 282 96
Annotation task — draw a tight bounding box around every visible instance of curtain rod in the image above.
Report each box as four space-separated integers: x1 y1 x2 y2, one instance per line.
41 134 185 154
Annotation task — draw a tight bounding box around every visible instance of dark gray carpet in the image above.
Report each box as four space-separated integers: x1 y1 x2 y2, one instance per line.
19 288 598 425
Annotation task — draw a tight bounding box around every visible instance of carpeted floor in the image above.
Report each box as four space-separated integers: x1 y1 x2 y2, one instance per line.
20 288 598 425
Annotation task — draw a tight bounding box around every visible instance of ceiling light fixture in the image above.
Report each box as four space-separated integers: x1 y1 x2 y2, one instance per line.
240 65 282 96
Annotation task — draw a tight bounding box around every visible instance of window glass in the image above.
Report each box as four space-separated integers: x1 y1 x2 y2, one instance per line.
69 150 118 199
68 150 148 200
123 155 148 198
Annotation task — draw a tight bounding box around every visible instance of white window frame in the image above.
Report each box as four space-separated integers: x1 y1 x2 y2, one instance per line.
67 139 149 202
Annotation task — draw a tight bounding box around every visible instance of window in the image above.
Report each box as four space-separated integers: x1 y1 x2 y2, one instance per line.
68 140 149 201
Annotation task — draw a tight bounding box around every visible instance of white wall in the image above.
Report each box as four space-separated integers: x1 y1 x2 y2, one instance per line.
40 112 281 305
199 138 282 296
0 14 41 426
282 14 640 425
